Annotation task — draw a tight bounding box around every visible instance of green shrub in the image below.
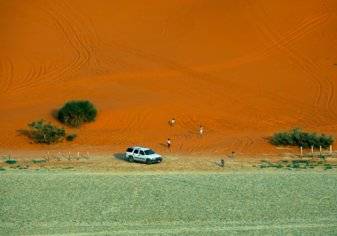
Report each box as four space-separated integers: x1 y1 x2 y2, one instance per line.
32 160 47 164
259 160 272 168
27 120 65 144
292 160 309 165
273 163 283 168
5 159 17 164
324 163 332 170
319 155 326 160
0 167 5 171
291 163 300 169
58 100 97 127
271 128 334 148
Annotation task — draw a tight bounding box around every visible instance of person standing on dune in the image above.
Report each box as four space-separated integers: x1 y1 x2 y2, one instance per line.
199 125 204 136
167 138 171 149
170 118 176 127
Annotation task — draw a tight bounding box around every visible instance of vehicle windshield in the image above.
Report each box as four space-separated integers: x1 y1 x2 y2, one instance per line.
144 149 155 155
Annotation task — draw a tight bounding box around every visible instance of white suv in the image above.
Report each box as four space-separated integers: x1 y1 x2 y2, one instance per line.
125 146 163 164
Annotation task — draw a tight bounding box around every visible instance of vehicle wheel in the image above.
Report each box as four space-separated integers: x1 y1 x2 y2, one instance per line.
128 156 134 162
146 159 151 165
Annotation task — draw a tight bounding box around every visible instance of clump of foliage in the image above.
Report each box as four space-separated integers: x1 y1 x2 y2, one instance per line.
259 160 283 169
258 159 337 170
32 159 47 164
324 163 332 170
5 159 17 164
66 133 77 141
27 120 65 144
57 100 97 127
271 128 334 148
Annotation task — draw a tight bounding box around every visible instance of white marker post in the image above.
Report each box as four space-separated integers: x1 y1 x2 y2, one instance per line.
330 145 332 154
319 146 322 155
300 146 303 156
311 145 314 154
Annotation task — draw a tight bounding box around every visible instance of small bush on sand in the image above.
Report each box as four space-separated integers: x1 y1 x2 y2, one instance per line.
32 159 47 164
5 159 17 164
27 120 65 144
66 133 77 141
271 128 333 148
58 100 97 127
324 163 332 170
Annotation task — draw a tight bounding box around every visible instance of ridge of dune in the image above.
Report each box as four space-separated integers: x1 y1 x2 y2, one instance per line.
1 0 337 156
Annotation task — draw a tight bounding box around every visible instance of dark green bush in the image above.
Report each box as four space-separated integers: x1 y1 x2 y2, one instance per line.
271 128 334 148
27 120 65 144
58 100 97 127
324 163 332 170
66 133 77 141
5 159 17 164
291 163 300 169
273 163 283 168
32 159 47 164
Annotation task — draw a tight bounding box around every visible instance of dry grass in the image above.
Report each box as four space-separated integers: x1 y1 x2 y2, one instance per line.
1 170 337 235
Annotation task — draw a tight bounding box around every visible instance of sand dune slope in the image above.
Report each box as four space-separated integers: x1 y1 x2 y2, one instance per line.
1 0 337 155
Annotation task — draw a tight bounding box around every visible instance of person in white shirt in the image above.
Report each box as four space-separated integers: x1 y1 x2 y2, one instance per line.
167 138 171 149
170 118 176 127
199 125 204 136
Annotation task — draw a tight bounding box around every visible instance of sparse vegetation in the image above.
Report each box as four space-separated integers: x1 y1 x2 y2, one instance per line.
66 133 77 141
258 159 337 170
5 159 17 165
1 171 337 235
32 159 47 164
26 120 65 144
271 128 334 148
324 163 333 170
57 100 97 127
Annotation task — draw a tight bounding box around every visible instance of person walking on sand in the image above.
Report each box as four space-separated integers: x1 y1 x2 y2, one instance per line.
167 138 171 149
199 125 204 136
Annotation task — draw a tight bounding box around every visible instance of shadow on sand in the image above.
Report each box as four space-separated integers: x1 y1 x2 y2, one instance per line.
51 109 59 120
113 153 127 162
16 129 35 144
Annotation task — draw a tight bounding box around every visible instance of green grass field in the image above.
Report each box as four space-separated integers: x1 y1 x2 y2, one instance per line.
1 170 337 235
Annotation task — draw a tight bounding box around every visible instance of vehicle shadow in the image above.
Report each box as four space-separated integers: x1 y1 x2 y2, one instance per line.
113 152 127 162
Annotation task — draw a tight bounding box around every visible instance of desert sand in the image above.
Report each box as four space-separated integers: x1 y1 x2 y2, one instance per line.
1 0 337 156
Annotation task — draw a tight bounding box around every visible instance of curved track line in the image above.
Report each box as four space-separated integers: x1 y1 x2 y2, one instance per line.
246 0 331 124
0 58 14 95
200 11 329 72
8 0 94 93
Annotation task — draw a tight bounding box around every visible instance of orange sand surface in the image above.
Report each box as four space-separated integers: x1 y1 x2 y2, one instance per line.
1 0 337 156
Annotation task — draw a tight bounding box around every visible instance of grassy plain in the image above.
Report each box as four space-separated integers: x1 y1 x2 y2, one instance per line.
1 170 337 235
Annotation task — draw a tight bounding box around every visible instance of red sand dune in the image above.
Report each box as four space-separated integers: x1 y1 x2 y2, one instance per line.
1 0 337 156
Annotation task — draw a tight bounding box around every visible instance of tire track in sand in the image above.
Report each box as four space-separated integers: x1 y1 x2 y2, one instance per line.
0 58 14 95
201 11 329 71
97 14 329 126
7 0 93 93
245 0 331 123
12 62 46 92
